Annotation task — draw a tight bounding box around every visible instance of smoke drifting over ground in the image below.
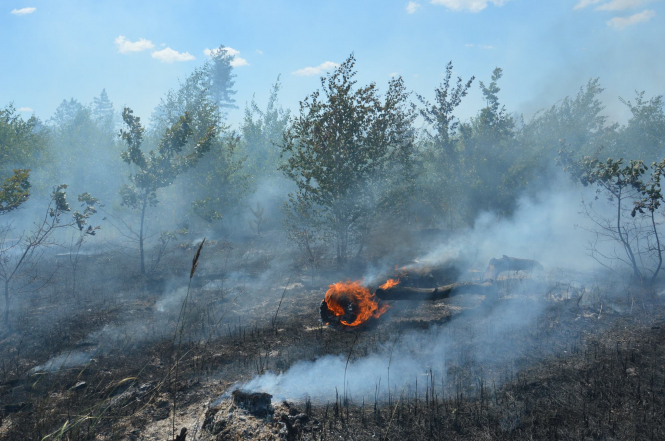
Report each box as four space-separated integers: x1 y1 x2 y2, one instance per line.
238 178 616 402
2 8 665 437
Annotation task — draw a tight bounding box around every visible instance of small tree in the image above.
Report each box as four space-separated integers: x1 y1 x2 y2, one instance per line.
281 55 416 264
119 108 216 274
559 148 664 282
66 193 102 296
0 184 99 326
632 158 665 283
248 202 267 236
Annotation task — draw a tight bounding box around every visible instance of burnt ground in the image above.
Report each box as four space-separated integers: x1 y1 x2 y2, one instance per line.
0 234 664 440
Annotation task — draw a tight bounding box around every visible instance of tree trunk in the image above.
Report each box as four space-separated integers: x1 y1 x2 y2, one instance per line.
139 193 148 275
616 191 640 279
651 211 662 285
3 281 9 328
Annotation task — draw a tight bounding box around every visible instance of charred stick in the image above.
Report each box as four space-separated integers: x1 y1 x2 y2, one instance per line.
375 282 496 301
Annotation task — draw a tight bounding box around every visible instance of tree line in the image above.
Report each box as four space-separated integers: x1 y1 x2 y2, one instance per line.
2 48 665 301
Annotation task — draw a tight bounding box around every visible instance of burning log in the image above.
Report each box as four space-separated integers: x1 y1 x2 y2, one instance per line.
375 281 496 301
320 280 390 330
483 255 544 281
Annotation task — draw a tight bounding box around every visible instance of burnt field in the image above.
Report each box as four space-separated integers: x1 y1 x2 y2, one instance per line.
1 233 664 441
3 18 665 440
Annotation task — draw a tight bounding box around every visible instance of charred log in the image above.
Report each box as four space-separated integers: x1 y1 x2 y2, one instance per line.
483 255 544 281
232 389 273 417
375 282 496 301
379 263 462 288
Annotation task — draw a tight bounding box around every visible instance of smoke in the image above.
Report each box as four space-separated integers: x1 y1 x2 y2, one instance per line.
236 175 614 402
31 351 94 373
242 290 547 402
421 174 607 273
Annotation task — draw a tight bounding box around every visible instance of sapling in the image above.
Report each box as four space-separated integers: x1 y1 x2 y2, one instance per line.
559 148 665 282
0 184 99 327
119 108 216 274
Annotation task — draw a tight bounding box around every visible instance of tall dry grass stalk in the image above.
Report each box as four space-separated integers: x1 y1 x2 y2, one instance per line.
172 238 205 440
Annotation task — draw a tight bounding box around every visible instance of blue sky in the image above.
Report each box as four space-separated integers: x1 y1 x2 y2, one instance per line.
1 0 663 129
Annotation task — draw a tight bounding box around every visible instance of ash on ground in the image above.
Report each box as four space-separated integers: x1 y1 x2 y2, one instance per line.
200 391 320 440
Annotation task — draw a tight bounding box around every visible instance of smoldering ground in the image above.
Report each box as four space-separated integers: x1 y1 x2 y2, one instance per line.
234 177 632 403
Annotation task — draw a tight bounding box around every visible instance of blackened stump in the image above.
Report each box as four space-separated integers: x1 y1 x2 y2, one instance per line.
483 255 544 281
231 390 273 417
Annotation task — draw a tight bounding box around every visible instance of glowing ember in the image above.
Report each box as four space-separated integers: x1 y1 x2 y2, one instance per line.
379 278 401 290
324 280 390 327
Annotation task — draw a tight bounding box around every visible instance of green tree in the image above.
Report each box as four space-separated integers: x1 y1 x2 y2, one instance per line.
92 88 116 133
616 91 665 164
205 44 238 111
281 55 416 264
189 132 250 224
152 61 249 227
632 158 665 283
0 170 31 214
241 77 290 180
416 62 474 228
119 108 216 274
559 148 656 281
0 104 50 178
152 66 218 140
522 79 617 161
49 98 121 201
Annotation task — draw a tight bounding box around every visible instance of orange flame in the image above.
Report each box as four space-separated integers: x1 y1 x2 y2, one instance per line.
324 280 390 327
379 278 401 290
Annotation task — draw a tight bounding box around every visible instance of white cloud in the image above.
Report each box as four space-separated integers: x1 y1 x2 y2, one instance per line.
596 0 656 10
465 43 495 49
11 7 36 15
406 1 421 13
18 107 33 112
115 36 154 54
574 0 658 10
256 49 263 55
573 0 604 9
231 57 249 67
151 47 195 63
430 0 509 12
390 72 399 77
606 9 655 28
292 61 339 76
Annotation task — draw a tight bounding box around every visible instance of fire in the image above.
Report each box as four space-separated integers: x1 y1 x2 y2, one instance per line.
324 280 390 327
379 278 401 290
